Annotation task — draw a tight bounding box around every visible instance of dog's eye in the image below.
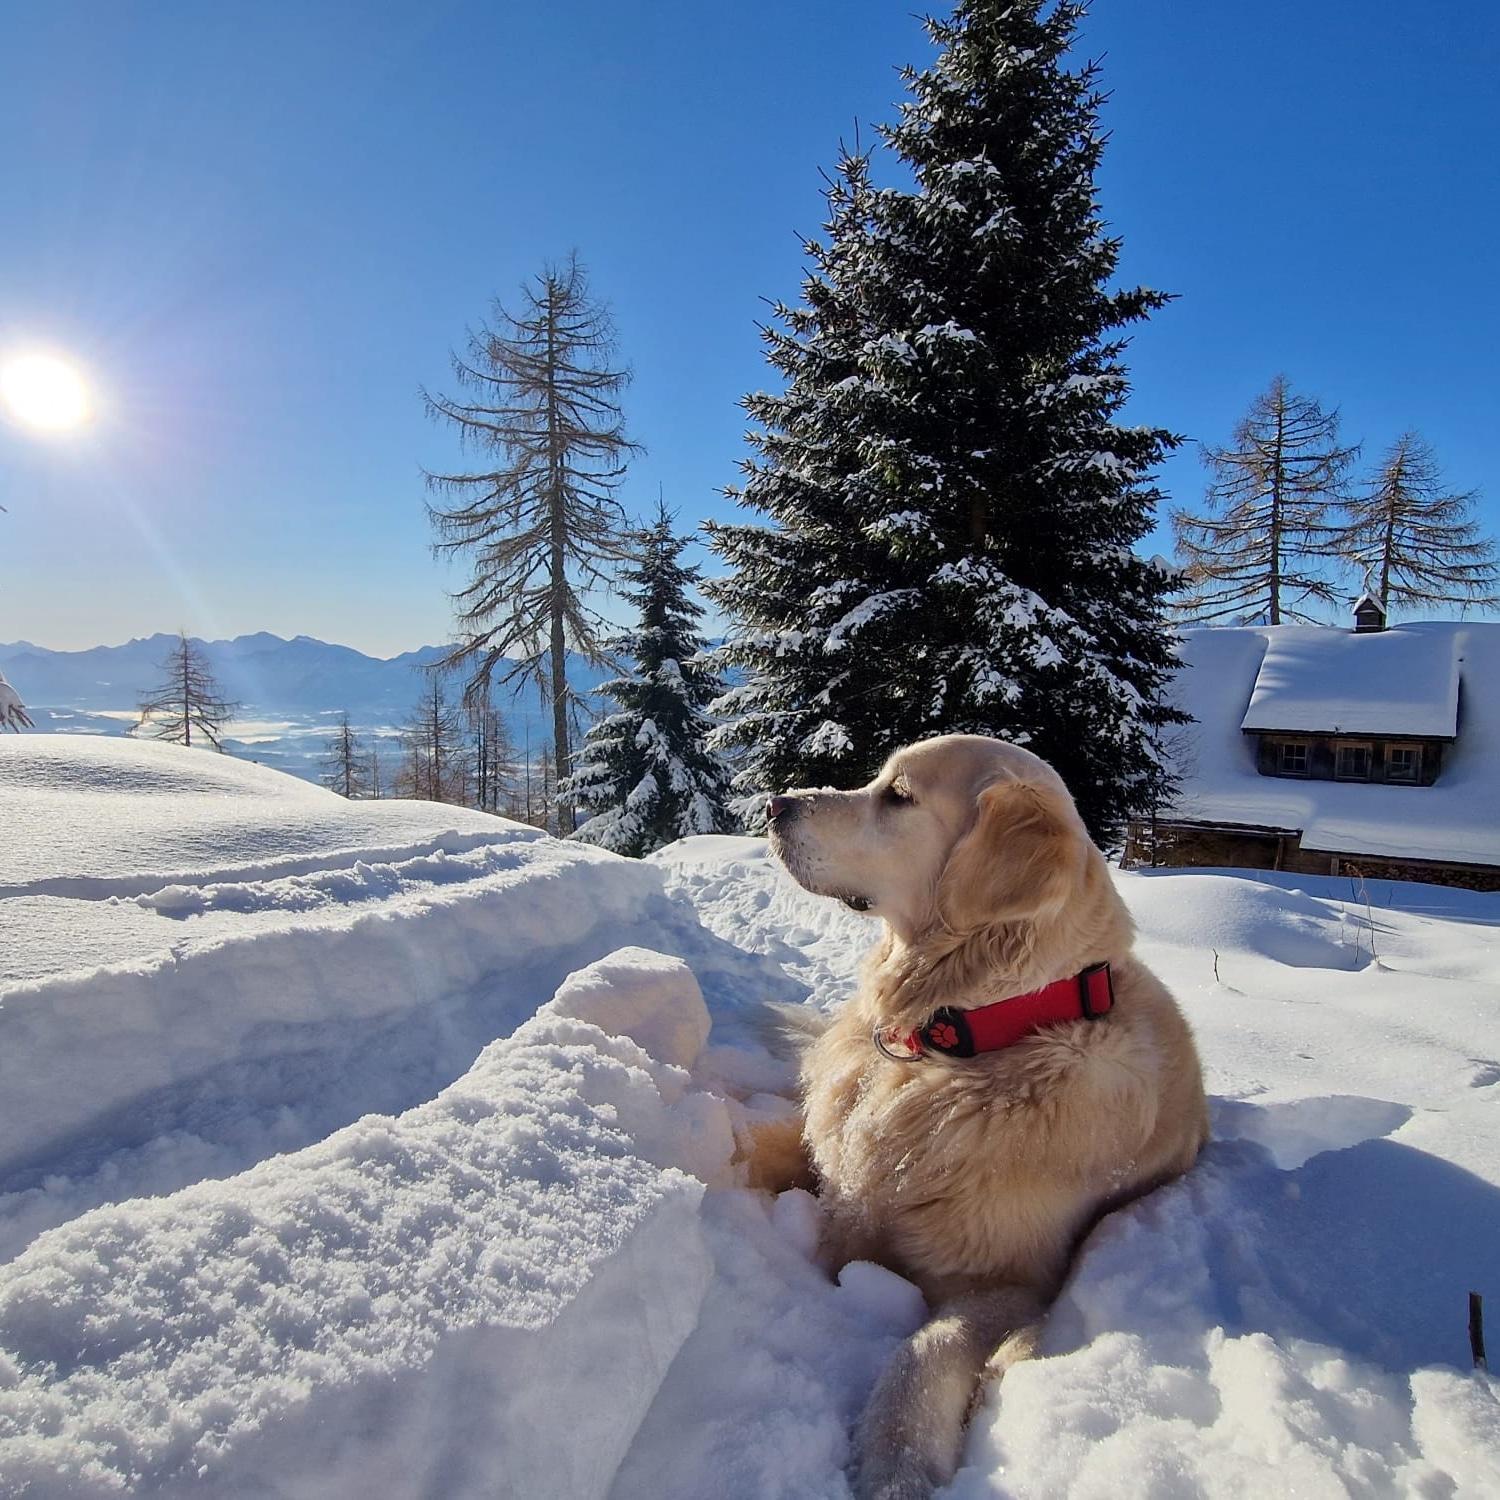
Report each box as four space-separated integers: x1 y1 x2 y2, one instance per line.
883 781 914 806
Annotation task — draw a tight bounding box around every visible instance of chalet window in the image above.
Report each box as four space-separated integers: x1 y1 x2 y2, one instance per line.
1277 741 1310 776
1335 741 1373 781
1385 743 1420 783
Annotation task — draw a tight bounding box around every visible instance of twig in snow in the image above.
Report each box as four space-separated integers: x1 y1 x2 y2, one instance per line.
1471 1291 1488 1372
1356 871 1378 960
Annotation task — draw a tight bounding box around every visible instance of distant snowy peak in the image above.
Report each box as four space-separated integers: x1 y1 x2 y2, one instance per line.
0 634 608 718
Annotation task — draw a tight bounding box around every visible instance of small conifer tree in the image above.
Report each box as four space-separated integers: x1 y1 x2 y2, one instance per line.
564 506 735 855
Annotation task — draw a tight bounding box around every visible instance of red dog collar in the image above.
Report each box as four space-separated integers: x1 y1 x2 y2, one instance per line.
874 963 1114 1061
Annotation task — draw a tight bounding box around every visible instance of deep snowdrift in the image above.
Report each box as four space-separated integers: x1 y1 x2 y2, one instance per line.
0 950 727 1499
2 738 1497 1497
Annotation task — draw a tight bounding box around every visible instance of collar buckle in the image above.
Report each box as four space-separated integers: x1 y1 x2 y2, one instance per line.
873 1024 927 1063
1076 962 1114 1020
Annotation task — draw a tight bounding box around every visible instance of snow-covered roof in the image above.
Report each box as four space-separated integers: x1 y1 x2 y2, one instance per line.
1239 625 1460 738
1166 621 1499 865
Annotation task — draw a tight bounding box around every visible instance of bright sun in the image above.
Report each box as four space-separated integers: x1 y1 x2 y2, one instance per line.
0 352 92 432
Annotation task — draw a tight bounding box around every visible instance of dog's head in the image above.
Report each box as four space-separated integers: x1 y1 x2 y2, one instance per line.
767 735 1113 967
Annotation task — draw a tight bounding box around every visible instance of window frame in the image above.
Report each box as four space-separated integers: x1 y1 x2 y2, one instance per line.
1383 742 1421 783
1275 739 1312 778
1334 739 1375 782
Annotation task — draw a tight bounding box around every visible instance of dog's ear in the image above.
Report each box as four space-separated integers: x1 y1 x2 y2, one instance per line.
936 778 1081 931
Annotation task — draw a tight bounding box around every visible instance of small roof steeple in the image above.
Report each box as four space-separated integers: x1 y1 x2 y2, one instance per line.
1353 593 1386 632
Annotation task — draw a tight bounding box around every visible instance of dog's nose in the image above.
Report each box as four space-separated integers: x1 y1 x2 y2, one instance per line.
766 794 798 824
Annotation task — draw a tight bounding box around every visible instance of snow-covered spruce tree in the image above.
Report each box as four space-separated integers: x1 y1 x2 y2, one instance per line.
424 256 639 833
1171 375 1358 624
706 1 1183 842
563 505 735 855
134 632 238 751
0 673 33 731
1339 431 1498 616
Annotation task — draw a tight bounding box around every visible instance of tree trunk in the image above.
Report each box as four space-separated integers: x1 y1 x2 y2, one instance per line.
1378 447 1399 611
1268 394 1285 625
543 282 575 832
181 643 192 748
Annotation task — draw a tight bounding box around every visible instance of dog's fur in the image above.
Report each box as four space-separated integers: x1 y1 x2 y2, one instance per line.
750 735 1208 1500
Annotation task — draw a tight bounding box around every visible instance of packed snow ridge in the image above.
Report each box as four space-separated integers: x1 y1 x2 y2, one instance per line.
1 737 1498 1497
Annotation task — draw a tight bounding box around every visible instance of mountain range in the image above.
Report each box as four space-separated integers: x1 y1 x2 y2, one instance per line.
0 633 614 783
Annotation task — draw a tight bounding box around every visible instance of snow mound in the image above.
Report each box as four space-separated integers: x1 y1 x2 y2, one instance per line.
550 946 711 1070
0 734 531 899
0 948 732 1500
954 1137 1500 1498
1214 1094 1412 1170
1122 870 1350 968
0 738 774 1261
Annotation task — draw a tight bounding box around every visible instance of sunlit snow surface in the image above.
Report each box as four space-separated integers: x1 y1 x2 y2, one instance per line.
1 738 1498 1497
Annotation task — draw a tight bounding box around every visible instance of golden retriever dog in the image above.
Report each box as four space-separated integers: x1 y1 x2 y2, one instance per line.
750 734 1207 1500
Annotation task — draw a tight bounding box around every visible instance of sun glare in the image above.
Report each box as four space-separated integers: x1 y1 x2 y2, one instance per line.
0 352 92 432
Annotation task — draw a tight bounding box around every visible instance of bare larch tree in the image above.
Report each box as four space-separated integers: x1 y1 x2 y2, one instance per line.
424 256 639 832
1172 375 1358 623
1340 431 1498 616
321 712 368 798
396 679 463 802
134 632 238 750
466 691 517 816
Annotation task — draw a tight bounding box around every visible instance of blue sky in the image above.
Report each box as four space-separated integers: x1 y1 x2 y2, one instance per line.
2 1 1496 656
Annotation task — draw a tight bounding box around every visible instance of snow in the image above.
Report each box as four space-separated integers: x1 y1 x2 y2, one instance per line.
1240 624 1460 737
0 735 525 897
800 719 854 759
822 590 918 652
1167 622 1500 864
0 953 724 1498
0 675 31 732
3 737 1499 1495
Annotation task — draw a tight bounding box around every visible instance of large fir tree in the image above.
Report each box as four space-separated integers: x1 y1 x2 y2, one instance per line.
706 0 1184 842
564 505 735 856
